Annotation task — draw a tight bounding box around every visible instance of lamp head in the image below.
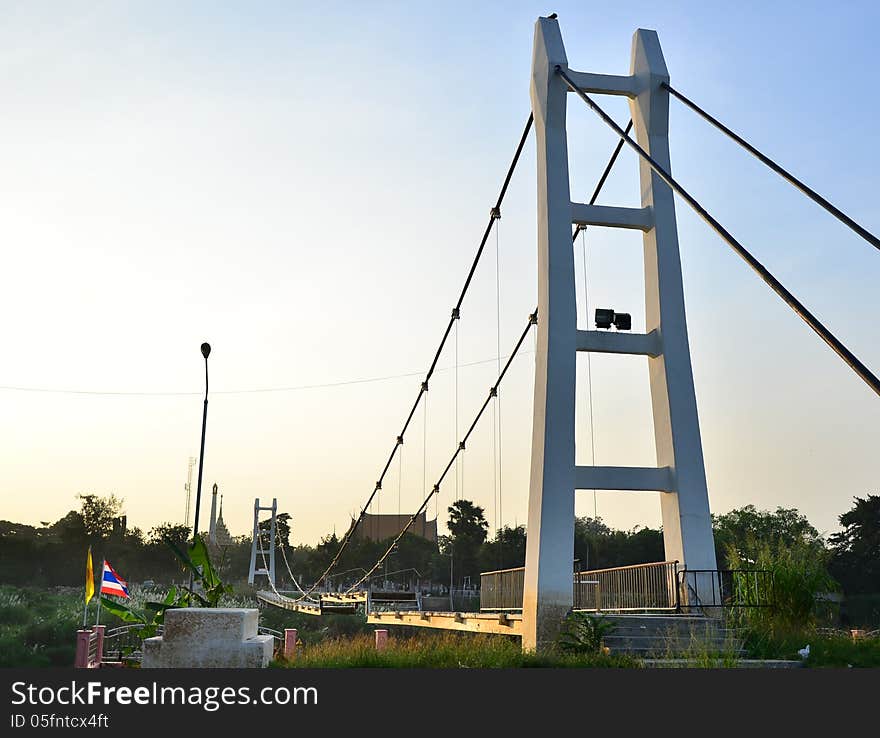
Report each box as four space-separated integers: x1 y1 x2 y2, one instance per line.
594 308 615 330
201 342 211 359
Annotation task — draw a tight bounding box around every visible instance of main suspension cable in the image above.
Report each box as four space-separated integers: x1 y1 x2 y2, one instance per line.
663 82 880 253
558 66 880 398
345 311 538 594
287 114 534 602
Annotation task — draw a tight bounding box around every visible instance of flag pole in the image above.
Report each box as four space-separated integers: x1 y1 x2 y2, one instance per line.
83 546 94 628
95 559 103 626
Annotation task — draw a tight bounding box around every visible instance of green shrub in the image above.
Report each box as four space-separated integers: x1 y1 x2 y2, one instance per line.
0 604 31 625
727 540 837 634
557 612 615 654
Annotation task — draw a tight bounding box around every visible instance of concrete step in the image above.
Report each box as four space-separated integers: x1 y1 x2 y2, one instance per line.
596 614 743 656
604 637 744 656
642 659 802 669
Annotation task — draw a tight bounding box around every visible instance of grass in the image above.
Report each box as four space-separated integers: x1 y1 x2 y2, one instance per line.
3 583 880 668
273 631 639 668
0 583 264 667
742 625 880 667
652 622 744 668
0 586 82 666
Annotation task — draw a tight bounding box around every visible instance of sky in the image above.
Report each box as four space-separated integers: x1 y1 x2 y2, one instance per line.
0 0 878 549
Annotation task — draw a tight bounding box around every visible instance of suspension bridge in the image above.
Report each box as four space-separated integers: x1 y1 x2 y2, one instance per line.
250 16 879 651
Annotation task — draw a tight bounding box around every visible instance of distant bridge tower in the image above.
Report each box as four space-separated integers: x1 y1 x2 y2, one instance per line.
523 17 717 650
248 497 277 587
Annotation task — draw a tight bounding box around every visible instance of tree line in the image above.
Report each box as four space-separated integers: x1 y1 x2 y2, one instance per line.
1 492 877 610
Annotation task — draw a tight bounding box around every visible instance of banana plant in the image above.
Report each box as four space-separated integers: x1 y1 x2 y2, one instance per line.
557 612 616 654
164 534 233 607
99 534 231 639
99 586 183 640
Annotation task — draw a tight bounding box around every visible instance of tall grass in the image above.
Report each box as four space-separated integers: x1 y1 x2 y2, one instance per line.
274 632 639 668
726 540 837 635
0 586 82 666
657 623 742 668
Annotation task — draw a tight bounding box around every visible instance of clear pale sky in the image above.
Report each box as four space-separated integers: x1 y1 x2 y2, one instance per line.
1 1 877 547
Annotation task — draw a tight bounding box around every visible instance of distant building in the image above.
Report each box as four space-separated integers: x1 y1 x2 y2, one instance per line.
348 512 438 544
208 483 233 547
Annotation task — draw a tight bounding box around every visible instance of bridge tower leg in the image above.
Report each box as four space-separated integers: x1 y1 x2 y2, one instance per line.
629 29 718 594
247 497 277 588
522 17 717 652
522 17 578 652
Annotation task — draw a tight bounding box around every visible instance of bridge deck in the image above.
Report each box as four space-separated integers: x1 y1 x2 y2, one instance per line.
256 591 322 616
367 610 522 637
320 592 368 605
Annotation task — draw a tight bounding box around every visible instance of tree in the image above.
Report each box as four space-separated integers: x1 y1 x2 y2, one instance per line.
712 505 824 568
829 494 880 595
574 517 663 571
148 523 191 548
447 500 489 542
259 512 292 549
726 538 836 633
446 500 488 583
77 493 124 540
479 525 526 572
49 510 87 545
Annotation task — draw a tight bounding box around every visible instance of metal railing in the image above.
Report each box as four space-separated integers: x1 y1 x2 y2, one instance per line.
479 562 775 614
575 561 679 612
480 566 525 611
100 624 291 664
678 569 774 610
101 624 163 665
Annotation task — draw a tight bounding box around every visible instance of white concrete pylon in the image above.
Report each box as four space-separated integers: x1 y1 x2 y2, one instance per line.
522 16 578 652
522 18 717 651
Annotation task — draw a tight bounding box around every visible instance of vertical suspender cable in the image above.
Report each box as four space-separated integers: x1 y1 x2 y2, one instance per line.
454 318 460 502
491 399 497 559
423 390 429 525
495 216 503 566
287 114 534 603
573 118 633 521
345 312 537 594
581 229 598 519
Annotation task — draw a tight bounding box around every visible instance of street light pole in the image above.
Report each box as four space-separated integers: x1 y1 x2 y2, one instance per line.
449 548 454 612
191 342 211 545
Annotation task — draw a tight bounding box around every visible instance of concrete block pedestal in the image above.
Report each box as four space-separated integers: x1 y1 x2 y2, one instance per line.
142 608 273 668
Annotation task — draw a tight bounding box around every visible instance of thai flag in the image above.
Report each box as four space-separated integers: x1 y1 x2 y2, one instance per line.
100 560 130 598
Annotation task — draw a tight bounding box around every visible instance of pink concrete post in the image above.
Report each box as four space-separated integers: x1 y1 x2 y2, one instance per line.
284 628 298 660
74 630 91 668
374 629 388 652
94 625 105 666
